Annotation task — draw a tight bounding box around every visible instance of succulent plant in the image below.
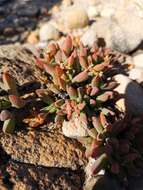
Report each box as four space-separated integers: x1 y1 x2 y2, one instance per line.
0 71 26 133
84 114 143 186
35 35 118 126
34 36 143 185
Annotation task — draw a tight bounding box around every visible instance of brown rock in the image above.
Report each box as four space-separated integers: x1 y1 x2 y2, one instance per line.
0 130 86 170
0 45 47 85
3 161 84 190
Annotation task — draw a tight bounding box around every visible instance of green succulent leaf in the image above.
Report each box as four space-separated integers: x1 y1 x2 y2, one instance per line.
2 118 15 134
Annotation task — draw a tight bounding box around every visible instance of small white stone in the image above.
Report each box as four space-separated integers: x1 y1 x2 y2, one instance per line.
114 74 131 94
114 74 143 115
39 23 60 42
61 6 89 30
87 6 99 18
101 7 115 18
62 0 72 7
75 0 101 6
81 28 97 47
36 41 48 49
91 12 143 53
62 115 88 138
133 54 143 68
129 68 142 80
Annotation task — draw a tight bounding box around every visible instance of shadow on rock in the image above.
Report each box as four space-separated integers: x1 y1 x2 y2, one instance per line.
84 174 124 190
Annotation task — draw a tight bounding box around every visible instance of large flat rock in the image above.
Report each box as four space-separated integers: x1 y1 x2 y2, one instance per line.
0 45 47 85
0 130 87 170
1 161 84 190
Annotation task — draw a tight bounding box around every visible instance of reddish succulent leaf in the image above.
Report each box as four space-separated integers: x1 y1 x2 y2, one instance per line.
2 72 18 95
79 56 88 69
0 110 12 121
62 35 73 55
67 54 75 68
90 86 99 96
96 93 110 102
55 65 64 76
9 95 25 108
91 146 104 159
46 43 57 57
87 55 93 65
55 50 62 63
102 81 118 90
35 89 48 97
106 124 113 132
53 65 66 90
79 42 87 57
91 75 100 87
44 53 51 64
91 153 108 175
86 86 92 95
72 71 88 83
93 63 106 72
77 102 86 110
58 78 66 90
65 100 72 120
43 63 55 76
35 57 44 69
36 89 53 104
92 52 98 60
85 146 93 158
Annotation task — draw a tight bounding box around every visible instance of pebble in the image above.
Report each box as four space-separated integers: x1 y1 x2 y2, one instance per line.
100 7 115 18
16 6 39 17
81 28 97 47
133 53 143 69
62 117 88 138
73 0 99 6
129 68 143 83
62 0 72 7
90 12 143 53
3 27 17 36
39 22 60 42
87 6 99 18
61 6 89 30
114 74 143 115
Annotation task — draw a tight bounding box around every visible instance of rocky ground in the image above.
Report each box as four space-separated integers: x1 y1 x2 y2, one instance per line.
1 0 143 190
